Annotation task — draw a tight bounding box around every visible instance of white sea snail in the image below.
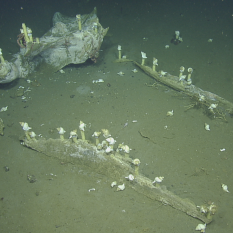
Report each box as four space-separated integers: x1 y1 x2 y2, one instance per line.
153 176 164 187
117 183 125 191
204 123 210 131
222 183 229 193
195 223 206 232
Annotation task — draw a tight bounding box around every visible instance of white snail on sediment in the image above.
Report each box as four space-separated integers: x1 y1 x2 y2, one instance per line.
167 110 174 116
117 71 125 76
0 106 8 112
222 184 229 193
204 123 210 131
195 223 206 232
117 183 125 191
111 181 117 188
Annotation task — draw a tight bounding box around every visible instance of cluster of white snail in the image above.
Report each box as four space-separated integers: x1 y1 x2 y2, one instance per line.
139 51 195 87
19 122 36 141
110 174 135 192
19 121 133 159
195 202 218 232
19 121 134 160
94 128 116 153
208 103 218 114
19 120 166 193
116 42 197 90
117 46 197 87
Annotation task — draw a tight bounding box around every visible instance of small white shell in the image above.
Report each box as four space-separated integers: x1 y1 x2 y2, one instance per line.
117 183 125 191
59 69 65 73
208 103 217 110
195 223 206 231
208 39 213 42
222 184 229 193
125 174 134 181
106 137 116 145
132 69 138 73
0 106 8 112
204 123 210 131
105 146 113 153
88 188 95 192
97 79 104 83
20 122 32 131
165 45 169 49
197 205 208 214
167 110 174 116
160 71 167 76
111 181 117 187
153 176 164 184
117 71 125 76
198 94 205 102
29 131 36 138
92 79 104 83
122 145 131 154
